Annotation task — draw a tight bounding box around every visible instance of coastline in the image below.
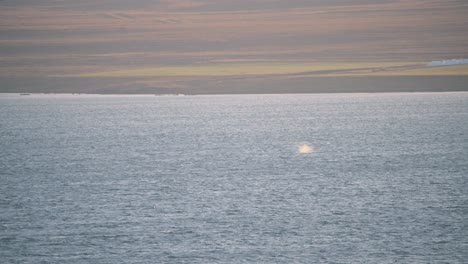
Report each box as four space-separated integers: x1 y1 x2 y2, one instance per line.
1 76 467 95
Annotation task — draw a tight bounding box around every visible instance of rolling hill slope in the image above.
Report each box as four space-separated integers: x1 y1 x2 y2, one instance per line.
1 0 467 93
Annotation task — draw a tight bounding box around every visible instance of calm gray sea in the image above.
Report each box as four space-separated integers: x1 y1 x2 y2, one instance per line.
1 93 467 263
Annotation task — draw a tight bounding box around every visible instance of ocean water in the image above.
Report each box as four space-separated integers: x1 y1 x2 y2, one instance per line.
0 93 467 263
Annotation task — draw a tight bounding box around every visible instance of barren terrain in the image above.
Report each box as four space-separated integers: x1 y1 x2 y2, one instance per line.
1 0 467 93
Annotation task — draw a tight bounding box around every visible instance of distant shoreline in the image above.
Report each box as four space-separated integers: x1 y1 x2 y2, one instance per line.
2 91 468 97
1 76 467 95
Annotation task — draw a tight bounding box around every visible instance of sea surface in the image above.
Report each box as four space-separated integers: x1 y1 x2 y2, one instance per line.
1 93 467 263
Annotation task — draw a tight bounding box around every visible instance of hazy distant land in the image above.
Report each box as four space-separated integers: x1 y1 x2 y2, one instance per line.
1 0 467 94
